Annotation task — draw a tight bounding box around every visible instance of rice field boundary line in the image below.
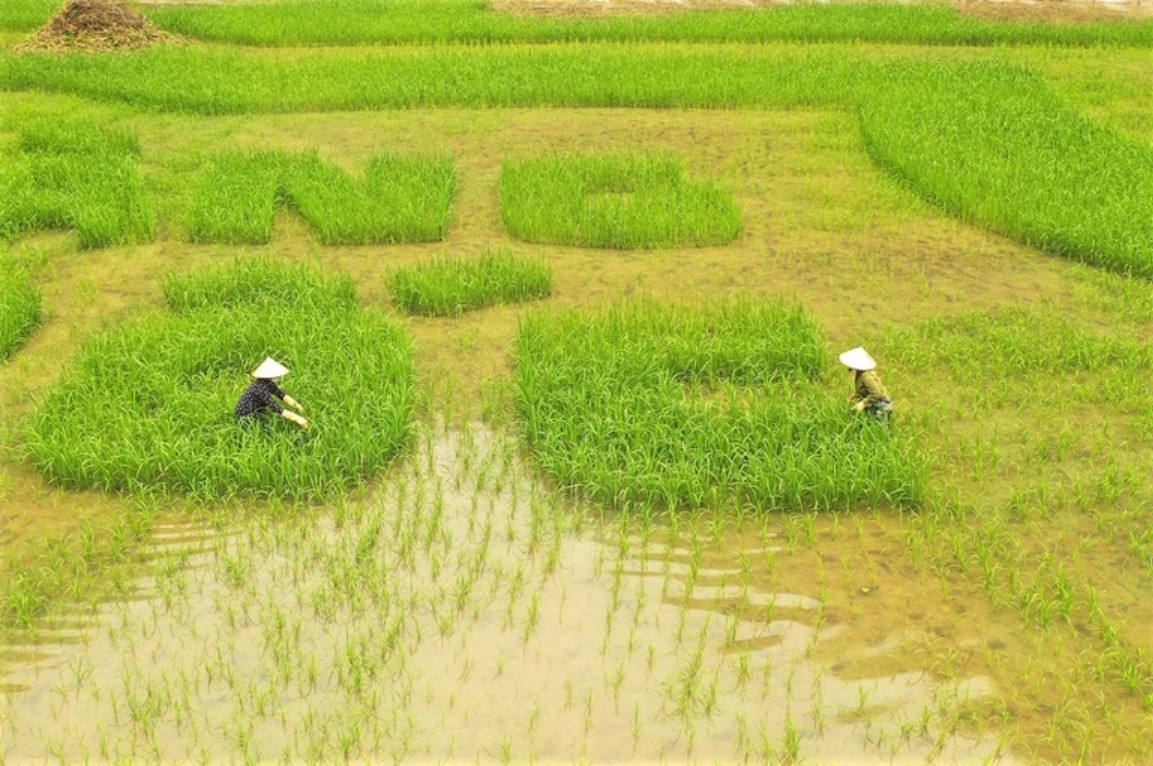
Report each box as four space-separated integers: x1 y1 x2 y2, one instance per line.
129 1 1153 49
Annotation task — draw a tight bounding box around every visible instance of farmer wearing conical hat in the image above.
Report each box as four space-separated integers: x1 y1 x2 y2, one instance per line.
234 357 309 430
839 347 892 422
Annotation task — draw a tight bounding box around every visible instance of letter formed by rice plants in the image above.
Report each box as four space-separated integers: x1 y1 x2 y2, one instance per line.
0 265 42 360
515 300 925 512
187 149 455 246
501 153 741 249
0 121 155 248
389 248 553 316
25 258 416 501
858 59 1153 279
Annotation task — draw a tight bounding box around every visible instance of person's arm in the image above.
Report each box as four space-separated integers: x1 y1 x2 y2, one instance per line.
270 380 304 413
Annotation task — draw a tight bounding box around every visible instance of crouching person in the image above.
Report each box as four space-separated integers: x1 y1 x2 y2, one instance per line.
839 347 893 423
235 357 309 431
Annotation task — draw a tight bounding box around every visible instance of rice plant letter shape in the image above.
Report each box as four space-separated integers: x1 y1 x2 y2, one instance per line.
501 153 741 249
0 122 155 249
516 301 925 511
390 248 552 317
0 267 41 361
25 260 415 501
188 150 455 246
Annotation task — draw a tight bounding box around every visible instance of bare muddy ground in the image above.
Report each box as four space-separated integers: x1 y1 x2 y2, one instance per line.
0 426 1013 764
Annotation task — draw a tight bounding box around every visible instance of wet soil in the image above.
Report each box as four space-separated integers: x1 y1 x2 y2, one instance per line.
0 427 1016 763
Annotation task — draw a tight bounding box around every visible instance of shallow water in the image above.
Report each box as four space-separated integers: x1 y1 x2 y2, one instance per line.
0 426 1015 764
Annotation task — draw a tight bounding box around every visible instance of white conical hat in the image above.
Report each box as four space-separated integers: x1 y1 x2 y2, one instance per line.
251 357 289 379
838 347 876 371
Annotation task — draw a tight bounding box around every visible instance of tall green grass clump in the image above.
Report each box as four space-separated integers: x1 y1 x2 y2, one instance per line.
25 260 415 501
502 153 740 249
0 265 41 360
515 300 925 512
0 121 153 249
162 256 358 314
0 0 57 32
390 248 552 316
187 149 455 246
861 60 1153 279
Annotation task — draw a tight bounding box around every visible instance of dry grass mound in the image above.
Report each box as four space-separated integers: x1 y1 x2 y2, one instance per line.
18 0 172 53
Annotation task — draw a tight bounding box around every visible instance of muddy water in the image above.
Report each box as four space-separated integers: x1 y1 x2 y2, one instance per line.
0 426 1014 764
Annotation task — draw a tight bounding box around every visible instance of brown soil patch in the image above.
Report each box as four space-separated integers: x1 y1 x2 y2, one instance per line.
17 0 173 53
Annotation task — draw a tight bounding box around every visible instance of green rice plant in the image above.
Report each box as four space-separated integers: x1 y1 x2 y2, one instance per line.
162 256 358 314
187 149 455 246
0 0 57 32
0 263 41 360
16 119 141 157
514 300 925 512
0 123 154 248
860 59 1153 279
389 248 552 317
501 153 740 249
886 304 1153 395
24 261 415 501
4 48 1150 276
137 0 1153 49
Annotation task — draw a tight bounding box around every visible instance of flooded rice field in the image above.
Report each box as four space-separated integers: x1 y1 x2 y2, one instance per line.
0 425 1013 764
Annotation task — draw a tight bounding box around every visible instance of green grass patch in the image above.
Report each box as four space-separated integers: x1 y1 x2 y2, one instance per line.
0 264 41 360
390 248 552 316
886 304 1153 410
501 153 740 249
187 149 455 246
24 260 415 501
515 300 925 512
1 49 1151 277
860 60 1153 279
0 121 154 248
138 0 1153 49
0 0 58 33
162 256 360 314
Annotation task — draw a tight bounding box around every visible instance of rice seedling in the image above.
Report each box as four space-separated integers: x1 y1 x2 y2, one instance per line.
0 261 41 360
0 122 154 248
138 0 1153 49
501 153 740 249
515 299 925 512
885 303 1152 405
389 248 551 317
23 259 415 500
186 149 454 245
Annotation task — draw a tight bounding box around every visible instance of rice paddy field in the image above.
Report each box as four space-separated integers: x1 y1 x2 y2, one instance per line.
2 0 1153 763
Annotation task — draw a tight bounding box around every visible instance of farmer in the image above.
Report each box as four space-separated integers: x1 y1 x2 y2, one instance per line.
234 357 310 430
839 347 893 422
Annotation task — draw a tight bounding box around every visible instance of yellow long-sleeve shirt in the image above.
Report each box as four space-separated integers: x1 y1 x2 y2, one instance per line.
850 370 888 407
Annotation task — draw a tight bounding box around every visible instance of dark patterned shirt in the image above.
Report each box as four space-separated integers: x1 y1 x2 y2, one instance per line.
234 379 286 419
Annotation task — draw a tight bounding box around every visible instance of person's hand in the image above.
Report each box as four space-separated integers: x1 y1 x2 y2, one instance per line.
852 401 866 413
284 395 304 413
283 411 310 429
